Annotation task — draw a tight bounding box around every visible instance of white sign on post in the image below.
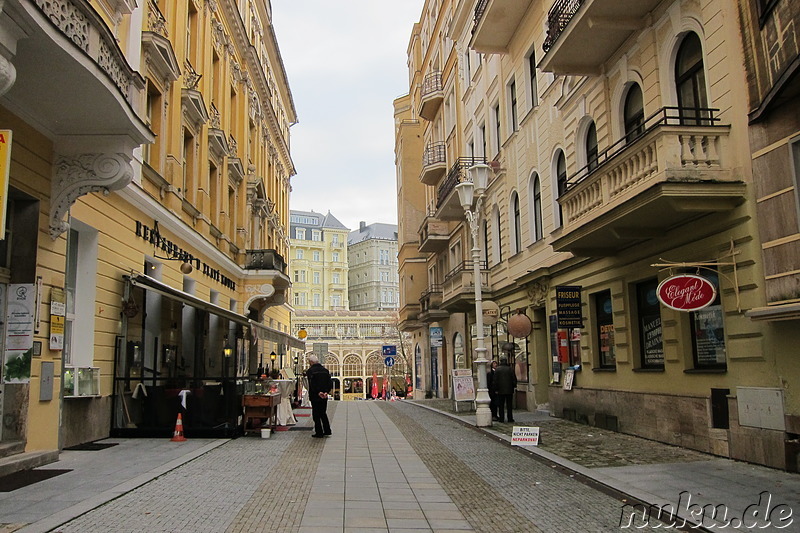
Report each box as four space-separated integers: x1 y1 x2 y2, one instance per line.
452 369 474 402
511 426 540 446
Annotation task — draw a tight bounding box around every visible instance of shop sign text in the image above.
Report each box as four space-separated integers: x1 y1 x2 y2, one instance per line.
657 274 716 312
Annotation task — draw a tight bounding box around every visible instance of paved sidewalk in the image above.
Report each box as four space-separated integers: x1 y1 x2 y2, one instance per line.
0 400 796 532
410 399 800 532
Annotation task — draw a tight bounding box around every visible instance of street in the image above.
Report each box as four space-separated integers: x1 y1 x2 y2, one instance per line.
38 401 680 533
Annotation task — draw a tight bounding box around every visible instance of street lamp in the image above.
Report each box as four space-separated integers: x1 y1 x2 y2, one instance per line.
455 163 492 428
270 351 276 372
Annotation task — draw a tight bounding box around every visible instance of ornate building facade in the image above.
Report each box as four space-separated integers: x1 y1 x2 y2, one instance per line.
348 222 399 311
397 0 800 470
0 0 301 454
289 210 350 310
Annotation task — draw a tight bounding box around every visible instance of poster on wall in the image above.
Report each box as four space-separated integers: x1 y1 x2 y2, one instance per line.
49 288 66 351
4 284 35 383
549 315 560 383
429 327 443 347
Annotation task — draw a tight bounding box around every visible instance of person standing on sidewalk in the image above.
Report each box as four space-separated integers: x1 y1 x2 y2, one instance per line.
305 354 332 438
493 357 517 423
487 360 499 421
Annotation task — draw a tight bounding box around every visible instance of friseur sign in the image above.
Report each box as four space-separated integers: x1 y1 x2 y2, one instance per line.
556 285 583 329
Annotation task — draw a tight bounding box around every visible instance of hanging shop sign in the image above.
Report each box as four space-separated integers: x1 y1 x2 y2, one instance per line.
508 309 532 338
135 221 236 290
657 274 716 312
482 301 500 326
555 285 583 328
429 327 443 348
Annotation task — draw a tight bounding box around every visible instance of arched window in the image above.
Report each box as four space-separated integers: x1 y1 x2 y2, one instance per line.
530 174 543 242
342 354 361 377
624 84 644 143
586 121 598 171
482 219 489 265
511 192 521 254
555 151 567 227
453 333 466 369
676 32 708 125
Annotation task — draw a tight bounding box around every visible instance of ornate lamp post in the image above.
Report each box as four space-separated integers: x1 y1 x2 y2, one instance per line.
455 163 492 427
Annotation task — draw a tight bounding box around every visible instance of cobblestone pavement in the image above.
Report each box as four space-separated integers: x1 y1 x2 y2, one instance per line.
50 401 676 532
54 405 336 533
379 401 667 532
413 399 708 468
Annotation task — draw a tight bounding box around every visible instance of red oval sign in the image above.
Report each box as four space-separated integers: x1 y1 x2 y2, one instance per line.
657 274 717 312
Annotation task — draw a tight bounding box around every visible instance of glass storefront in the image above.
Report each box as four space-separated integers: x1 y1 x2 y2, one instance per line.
112 276 252 437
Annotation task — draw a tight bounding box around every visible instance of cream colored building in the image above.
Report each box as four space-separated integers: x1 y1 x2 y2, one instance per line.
397 0 799 470
294 310 412 400
0 0 302 456
289 210 350 310
348 222 399 311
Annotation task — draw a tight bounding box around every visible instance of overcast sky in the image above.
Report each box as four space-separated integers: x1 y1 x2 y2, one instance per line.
272 1 425 232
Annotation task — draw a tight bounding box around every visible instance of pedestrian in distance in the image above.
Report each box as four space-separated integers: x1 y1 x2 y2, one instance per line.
305 354 332 438
487 360 499 421
493 357 517 423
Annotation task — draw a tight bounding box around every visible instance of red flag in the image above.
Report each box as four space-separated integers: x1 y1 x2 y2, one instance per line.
381 379 388 399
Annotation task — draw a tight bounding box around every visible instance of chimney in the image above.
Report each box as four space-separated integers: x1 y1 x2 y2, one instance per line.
359 221 366 232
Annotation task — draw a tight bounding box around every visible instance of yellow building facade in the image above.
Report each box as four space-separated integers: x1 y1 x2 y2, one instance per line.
397 0 800 470
289 210 350 311
0 0 301 454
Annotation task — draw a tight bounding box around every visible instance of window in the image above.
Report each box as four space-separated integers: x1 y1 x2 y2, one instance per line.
492 206 502 263
312 251 320 261
295 249 304 260
312 230 321 241
332 234 339 244
479 124 487 158
555 151 567 227
511 192 521 254
493 104 501 155
380 249 390 265
508 79 518 132
690 272 726 370
296 228 305 240
624 84 645 143
65 223 99 367
313 293 321 307
483 219 489 265
636 279 664 369
675 32 709 125
530 174 543 242
313 271 320 284
586 121 598 171
528 51 538 108
332 295 341 308
332 252 340 262
793 137 800 224
333 273 340 284
595 290 616 368
294 292 306 306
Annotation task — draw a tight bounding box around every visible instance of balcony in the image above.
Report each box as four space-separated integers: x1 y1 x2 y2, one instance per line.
471 0 534 54
441 261 491 312
553 108 746 256
419 216 450 253
243 249 290 308
436 157 487 220
421 142 447 185
419 71 443 121
419 285 449 323
539 0 662 75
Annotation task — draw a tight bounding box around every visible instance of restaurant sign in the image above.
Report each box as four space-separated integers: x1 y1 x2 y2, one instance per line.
656 274 716 312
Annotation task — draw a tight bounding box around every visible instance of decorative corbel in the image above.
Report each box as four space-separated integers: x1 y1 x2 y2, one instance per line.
50 153 133 239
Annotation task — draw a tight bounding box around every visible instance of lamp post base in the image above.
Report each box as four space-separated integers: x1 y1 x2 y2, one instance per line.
475 387 492 427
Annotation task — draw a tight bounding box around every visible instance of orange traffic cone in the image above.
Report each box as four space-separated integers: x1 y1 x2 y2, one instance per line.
171 413 187 442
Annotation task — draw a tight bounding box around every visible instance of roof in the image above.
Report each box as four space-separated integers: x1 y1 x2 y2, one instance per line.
348 222 399 245
290 210 350 230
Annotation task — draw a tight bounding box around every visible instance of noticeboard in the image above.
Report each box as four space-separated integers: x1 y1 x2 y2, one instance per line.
556 285 583 329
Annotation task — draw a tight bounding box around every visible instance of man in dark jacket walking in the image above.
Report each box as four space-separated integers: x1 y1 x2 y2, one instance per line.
493 357 517 423
305 354 332 437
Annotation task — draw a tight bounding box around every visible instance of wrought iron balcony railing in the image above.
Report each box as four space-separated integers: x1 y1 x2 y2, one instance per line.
436 157 487 209
473 0 489 29
423 142 447 167
421 71 443 98
543 0 584 53
244 249 286 273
